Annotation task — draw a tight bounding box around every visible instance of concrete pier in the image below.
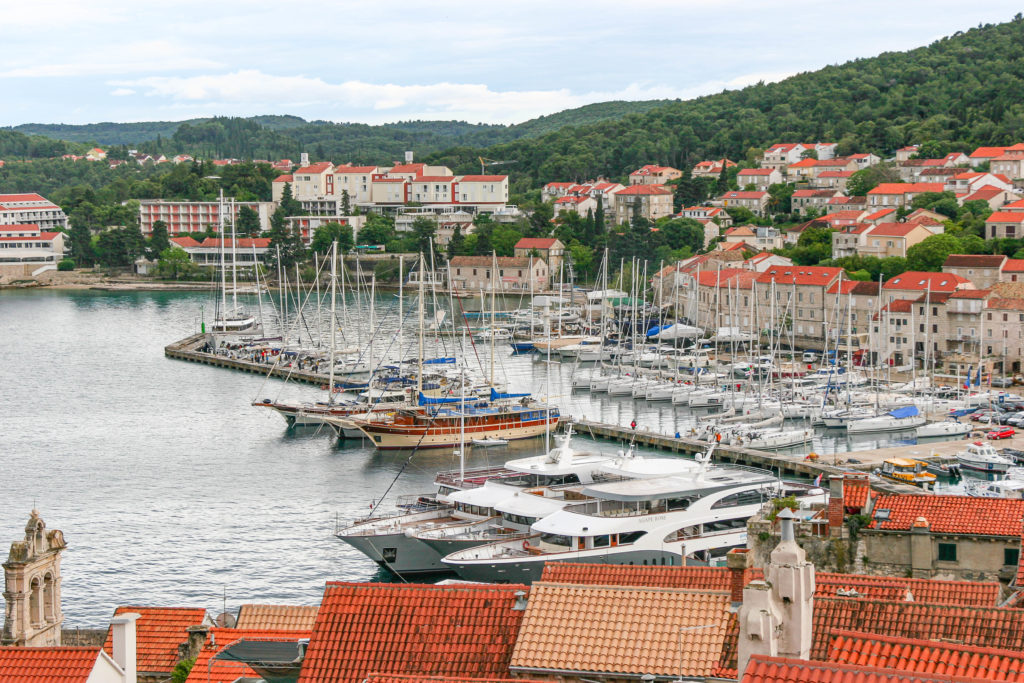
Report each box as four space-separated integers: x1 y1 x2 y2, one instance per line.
572 418 920 494
163 334 330 387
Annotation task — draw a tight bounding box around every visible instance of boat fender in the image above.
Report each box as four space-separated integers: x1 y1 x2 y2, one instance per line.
262 398 272 404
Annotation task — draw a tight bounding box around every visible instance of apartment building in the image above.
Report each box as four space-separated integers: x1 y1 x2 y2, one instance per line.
629 164 682 185
867 183 946 209
137 200 275 236
0 193 69 231
612 185 674 223
448 255 549 292
719 190 768 216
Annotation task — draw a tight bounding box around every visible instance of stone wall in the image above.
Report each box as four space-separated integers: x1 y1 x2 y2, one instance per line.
747 506 857 573
61 628 106 646
862 529 1020 582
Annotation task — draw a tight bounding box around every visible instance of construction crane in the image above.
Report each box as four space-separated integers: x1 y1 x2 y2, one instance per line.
478 157 516 175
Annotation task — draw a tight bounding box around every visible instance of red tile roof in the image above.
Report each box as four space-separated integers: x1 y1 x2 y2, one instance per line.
755 266 843 287
950 289 990 299
881 299 915 313
793 189 841 198
1003 199 1024 210
0 647 103 683
722 190 768 199
944 254 1008 268
103 606 207 674
273 174 293 182
298 582 528 683
870 493 1024 536
818 170 856 178
412 176 455 183
537 565 999 607
458 175 506 182
987 212 1024 223
868 222 927 237
170 236 202 247
0 192 50 203
868 183 946 195
184 627 312 683
514 238 559 250
616 184 672 195
829 629 1024 680
964 186 1006 202
198 238 271 248
630 164 678 176
1004 259 1024 273
738 168 776 176
864 208 897 221
884 272 970 292
971 146 1011 158
365 677 536 683
810 597 1024 660
387 163 426 174
334 165 378 174
294 162 333 175
742 655 984 683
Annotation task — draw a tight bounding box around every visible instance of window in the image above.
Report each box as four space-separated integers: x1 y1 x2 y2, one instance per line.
593 535 610 548
938 543 957 562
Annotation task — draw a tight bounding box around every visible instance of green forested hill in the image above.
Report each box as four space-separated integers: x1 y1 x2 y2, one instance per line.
427 16 1024 189
2 99 671 161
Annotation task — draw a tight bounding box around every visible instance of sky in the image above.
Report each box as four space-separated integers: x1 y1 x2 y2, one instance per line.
1 1 1021 127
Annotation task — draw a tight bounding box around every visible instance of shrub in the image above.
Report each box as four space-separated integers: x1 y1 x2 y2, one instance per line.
57 259 75 271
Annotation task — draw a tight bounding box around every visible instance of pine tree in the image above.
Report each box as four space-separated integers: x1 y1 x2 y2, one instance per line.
236 206 262 236
716 164 729 194
594 199 605 234
340 190 352 216
448 225 465 258
583 208 596 242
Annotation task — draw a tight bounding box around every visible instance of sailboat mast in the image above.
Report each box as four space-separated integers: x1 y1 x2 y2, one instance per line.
253 243 265 330
417 254 425 397
398 255 404 376
369 272 376 368
219 189 227 319
490 251 497 387
329 241 337 401
230 198 238 312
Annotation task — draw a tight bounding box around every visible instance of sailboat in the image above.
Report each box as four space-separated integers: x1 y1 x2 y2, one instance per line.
211 194 261 333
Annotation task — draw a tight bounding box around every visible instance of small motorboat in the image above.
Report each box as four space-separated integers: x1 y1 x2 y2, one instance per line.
956 441 1015 473
471 438 509 447
877 458 937 487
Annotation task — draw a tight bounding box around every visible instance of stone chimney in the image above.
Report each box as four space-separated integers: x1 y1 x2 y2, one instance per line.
827 475 845 535
767 508 815 661
179 624 210 662
910 516 931 579
726 548 752 606
111 612 139 683
300 152 310 167
737 579 781 675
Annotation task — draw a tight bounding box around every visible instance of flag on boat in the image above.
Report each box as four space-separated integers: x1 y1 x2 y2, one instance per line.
813 474 822 487
975 367 982 386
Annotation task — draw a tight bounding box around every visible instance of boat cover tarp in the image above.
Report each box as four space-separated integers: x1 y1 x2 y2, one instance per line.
491 388 530 400
888 406 920 418
423 357 455 365
419 393 475 405
948 407 975 417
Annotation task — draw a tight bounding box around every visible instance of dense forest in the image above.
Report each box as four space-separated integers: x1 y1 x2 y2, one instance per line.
0 100 672 162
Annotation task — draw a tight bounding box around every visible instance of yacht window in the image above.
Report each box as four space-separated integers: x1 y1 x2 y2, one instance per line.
618 531 647 545
666 497 692 511
593 535 610 548
705 518 748 533
711 490 765 509
502 513 537 526
539 533 571 547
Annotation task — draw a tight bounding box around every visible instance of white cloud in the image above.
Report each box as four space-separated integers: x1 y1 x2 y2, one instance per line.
110 88 135 96
0 41 222 78
110 69 795 124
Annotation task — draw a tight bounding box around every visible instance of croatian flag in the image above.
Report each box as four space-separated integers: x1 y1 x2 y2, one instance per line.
813 473 823 487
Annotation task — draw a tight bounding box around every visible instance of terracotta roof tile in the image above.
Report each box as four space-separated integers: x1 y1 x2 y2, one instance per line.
869 183 946 195
828 629 1024 680
755 266 843 287
743 655 987 683
0 647 102 683
884 272 970 293
944 254 1009 268
103 606 207 674
509 583 731 678
538 564 999 607
235 604 319 631
513 238 560 250
987 212 1024 223
365 676 541 683
298 582 527 683
870 493 1024 536
617 184 672 195
1003 259 1024 273
184 628 312 683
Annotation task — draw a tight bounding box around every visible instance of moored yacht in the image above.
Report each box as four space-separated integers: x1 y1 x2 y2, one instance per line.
441 449 826 582
956 441 1015 473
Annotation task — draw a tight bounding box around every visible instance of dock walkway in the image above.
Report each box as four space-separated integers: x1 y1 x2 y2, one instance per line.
164 334 329 387
573 418 920 495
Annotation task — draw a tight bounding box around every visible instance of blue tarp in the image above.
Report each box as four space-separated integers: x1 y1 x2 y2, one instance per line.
888 405 920 419
423 357 456 365
491 388 530 401
949 408 975 417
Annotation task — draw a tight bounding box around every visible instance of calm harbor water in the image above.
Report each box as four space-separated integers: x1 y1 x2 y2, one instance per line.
0 288 960 626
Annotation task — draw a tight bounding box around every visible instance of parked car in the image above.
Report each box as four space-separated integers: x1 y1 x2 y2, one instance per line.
991 377 1014 388
987 427 1016 440
996 412 1022 425
1007 415 1024 428
971 410 999 422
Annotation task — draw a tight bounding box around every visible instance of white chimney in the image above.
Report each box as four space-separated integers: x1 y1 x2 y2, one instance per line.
767 508 815 661
111 612 140 683
300 152 310 167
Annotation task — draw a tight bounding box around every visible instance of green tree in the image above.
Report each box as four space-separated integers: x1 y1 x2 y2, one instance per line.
357 214 395 245
340 190 352 216
147 220 170 259
880 257 908 280
68 220 95 266
448 224 465 258
846 164 901 196
716 164 729 194
236 205 262 236
155 247 200 280
906 233 964 271
658 217 705 254
410 216 439 255
278 183 303 216
310 221 354 254
95 227 145 267
767 183 795 214
266 207 305 269
568 242 595 280
594 200 606 235
791 225 833 266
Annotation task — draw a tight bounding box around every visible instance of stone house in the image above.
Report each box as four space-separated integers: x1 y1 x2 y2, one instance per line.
449 255 549 292
719 190 769 216
737 167 782 190
692 158 736 178
867 183 945 209
611 184 673 223
792 189 844 216
514 237 565 275
628 164 682 185
857 221 941 259
985 211 1024 239
942 254 1009 289
863 494 1024 582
